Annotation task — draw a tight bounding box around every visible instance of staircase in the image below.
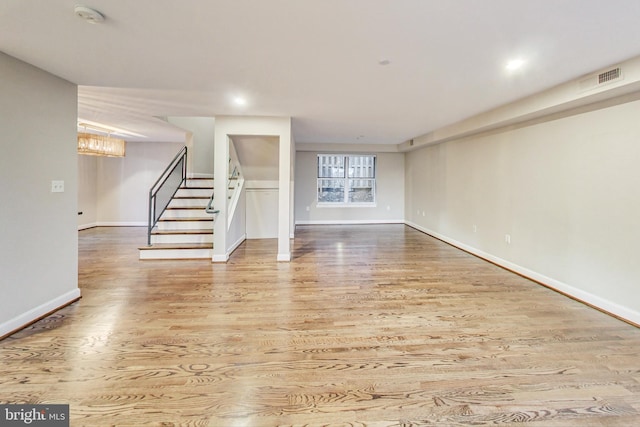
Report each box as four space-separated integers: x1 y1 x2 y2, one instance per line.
139 144 244 261
139 177 214 260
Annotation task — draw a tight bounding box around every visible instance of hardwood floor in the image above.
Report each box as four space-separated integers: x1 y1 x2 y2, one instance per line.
1 225 640 426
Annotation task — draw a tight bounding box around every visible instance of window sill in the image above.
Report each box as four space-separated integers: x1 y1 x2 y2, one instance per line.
316 203 377 208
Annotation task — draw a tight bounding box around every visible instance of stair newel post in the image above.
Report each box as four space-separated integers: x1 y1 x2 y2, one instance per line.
182 146 188 188
147 189 154 246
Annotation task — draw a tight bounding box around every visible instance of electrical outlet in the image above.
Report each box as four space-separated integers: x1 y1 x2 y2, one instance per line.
505 234 511 244
51 180 64 193
473 224 477 233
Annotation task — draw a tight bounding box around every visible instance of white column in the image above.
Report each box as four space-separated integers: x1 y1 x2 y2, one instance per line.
212 132 229 262
289 135 296 239
277 124 292 261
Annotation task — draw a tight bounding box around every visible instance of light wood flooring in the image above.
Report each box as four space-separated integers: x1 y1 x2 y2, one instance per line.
1 225 640 426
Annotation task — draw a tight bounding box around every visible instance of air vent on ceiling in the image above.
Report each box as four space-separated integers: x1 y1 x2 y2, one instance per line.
579 67 623 92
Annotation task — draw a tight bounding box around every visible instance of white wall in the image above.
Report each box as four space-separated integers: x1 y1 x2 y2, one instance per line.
228 187 247 251
0 52 80 336
295 151 405 224
79 141 183 225
405 97 640 324
167 117 214 176
246 189 279 238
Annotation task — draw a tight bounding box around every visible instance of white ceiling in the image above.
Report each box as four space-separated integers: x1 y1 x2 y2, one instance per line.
2 0 640 144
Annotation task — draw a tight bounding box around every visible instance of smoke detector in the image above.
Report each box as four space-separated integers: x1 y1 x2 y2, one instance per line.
74 5 105 23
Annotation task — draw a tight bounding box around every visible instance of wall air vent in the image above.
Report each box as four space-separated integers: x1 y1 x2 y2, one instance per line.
579 67 623 92
598 67 621 84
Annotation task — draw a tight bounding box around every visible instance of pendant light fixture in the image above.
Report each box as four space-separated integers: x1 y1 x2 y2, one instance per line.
77 123 126 157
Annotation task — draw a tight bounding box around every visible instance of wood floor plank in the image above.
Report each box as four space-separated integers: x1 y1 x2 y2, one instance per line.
1 224 639 426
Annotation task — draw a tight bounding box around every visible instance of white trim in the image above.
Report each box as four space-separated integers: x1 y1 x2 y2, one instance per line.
212 234 246 263
316 203 377 208
297 142 400 153
227 234 246 257
78 222 98 230
227 177 245 230
96 221 147 227
317 154 377 205
405 221 640 326
188 173 214 179
277 253 291 262
212 254 228 263
0 288 81 338
296 219 404 225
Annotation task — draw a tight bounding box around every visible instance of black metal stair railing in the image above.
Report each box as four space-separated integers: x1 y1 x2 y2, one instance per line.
205 192 219 215
205 164 239 215
147 146 188 245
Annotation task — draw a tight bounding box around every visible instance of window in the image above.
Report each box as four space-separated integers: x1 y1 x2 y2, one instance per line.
317 154 376 205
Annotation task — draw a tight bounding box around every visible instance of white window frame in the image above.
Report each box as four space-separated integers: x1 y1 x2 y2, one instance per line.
317 154 376 207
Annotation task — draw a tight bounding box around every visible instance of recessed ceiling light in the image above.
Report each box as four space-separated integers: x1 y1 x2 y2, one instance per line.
506 58 525 71
233 97 247 106
74 5 105 23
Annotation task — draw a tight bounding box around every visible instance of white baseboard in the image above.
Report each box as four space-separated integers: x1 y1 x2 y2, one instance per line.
96 222 147 227
212 234 247 263
296 219 404 225
277 253 291 262
212 254 228 263
405 221 640 326
0 288 81 338
79 222 146 230
188 173 214 179
227 234 246 257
